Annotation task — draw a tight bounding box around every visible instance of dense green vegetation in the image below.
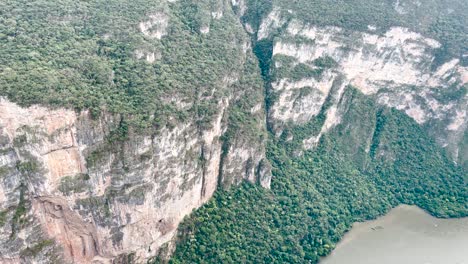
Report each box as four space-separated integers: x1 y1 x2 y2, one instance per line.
170 88 467 263
0 0 259 130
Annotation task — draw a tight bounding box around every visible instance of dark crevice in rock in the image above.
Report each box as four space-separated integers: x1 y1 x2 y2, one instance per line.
199 143 207 199
234 1 294 133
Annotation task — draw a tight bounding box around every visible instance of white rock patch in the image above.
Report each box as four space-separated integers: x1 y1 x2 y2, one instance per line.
139 13 169 40
258 8 286 40
269 23 467 149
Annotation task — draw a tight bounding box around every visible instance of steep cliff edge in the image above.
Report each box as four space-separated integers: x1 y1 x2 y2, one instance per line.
231 0 466 166
0 88 268 263
267 22 467 163
0 0 270 262
0 96 268 263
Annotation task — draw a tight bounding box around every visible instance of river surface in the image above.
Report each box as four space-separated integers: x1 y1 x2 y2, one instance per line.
321 205 468 264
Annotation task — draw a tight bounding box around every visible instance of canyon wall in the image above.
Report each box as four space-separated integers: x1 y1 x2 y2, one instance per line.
0 92 269 263
0 0 466 263
260 15 467 164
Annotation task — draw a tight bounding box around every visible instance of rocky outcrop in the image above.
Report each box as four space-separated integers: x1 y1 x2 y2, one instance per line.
139 12 169 40
33 197 99 263
261 15 467 160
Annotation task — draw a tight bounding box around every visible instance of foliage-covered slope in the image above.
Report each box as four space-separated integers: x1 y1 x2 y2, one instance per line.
0 0 264 129
170 88 467 263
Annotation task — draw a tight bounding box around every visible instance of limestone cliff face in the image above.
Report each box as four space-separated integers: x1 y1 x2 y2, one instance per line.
0 92 269 263
258 13 467 163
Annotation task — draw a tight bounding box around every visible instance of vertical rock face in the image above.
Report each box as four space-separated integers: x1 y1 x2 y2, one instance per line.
0 91 270 263
0 100 83 263
261 16 467 160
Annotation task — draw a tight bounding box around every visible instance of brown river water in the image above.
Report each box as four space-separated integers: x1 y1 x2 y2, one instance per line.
321 205 468 264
